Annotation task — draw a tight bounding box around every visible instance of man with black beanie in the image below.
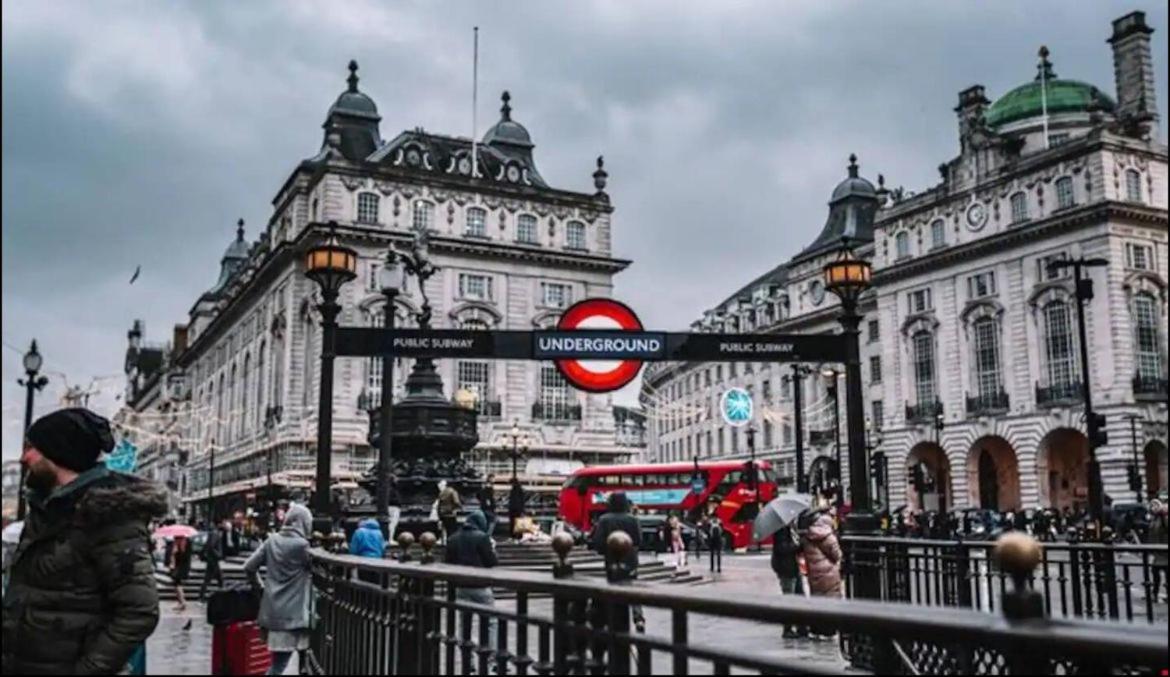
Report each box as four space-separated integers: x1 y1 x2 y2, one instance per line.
3 408 167 674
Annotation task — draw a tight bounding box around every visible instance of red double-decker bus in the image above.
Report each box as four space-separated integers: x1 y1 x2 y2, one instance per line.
558 460 778 550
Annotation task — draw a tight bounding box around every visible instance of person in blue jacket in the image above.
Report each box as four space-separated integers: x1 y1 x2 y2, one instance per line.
349 518 386 558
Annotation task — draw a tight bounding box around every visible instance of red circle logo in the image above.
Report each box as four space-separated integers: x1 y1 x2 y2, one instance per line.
555 298 645 393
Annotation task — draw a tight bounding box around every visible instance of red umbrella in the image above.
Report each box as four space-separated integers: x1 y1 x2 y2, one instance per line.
153 524 197 539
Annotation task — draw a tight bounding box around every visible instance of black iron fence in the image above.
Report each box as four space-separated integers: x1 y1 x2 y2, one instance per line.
965 390 1010 416
1133 374 1168 399
1035 380 1083 406
905 400 943 425
842 535 1169 625
305 535 1166 675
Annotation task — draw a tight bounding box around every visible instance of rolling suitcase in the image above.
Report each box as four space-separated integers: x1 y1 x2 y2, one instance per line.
212 621 272 675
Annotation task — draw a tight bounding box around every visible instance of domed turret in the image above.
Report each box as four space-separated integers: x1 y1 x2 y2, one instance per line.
793 155 879 263
985 48 1115 129
208 219 251 296
482 91 534 148
319 60 382 162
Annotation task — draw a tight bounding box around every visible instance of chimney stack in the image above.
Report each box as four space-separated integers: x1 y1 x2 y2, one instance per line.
172 324 189 355
955 85 991 150
1109 11 1159 138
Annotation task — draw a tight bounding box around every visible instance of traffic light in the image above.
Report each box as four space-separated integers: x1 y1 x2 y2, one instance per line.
1088 412 1108 448
869 454 882 480
1127 464 1141 492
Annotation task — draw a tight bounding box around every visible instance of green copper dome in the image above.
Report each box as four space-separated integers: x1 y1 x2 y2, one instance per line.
985 78 1115 128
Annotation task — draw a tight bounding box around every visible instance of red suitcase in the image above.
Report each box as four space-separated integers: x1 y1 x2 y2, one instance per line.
212 621 272 675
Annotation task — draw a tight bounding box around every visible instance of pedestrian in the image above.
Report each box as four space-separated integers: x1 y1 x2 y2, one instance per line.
170 534 193 612
443 510 499 657
2 408 166 674
477 475 498 540
507 479 526 541
800 507 843 639
198 519 227 602
386 471 402 545
348 517 386 558
772 523 807 638
245 503 314 676
437 480 462 545
589 491 645 662
707 516 724 574
668 513 686 575
1147 499 1167 602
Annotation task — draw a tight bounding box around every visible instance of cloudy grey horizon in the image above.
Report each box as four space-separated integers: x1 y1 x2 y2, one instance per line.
3 1 1167 462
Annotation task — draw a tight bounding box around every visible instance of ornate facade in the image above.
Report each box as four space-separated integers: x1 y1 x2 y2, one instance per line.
120 62 642 521
642 11 1169 513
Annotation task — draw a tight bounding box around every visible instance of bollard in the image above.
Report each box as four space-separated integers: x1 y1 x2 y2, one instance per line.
995 532 1043 621
551 532 575 579
605 531 634 583
419 531 437 565
398 531 416 563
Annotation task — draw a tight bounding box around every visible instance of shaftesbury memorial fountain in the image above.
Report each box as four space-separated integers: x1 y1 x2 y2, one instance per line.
345 230 485 538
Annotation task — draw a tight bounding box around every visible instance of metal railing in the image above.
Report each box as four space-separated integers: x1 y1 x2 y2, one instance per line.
1133 374 1168 399
305 534 1166 675
531 402 582 422
905 400 943 425
1035 380 1083 406
808 429 836 446
842 535 1169 625
965 390 1009 416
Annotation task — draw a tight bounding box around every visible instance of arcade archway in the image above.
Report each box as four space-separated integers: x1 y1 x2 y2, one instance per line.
808 455 838 502
1145 440 1168 499
965 436 1020 511
906 442 952 513
1037 428 1089 511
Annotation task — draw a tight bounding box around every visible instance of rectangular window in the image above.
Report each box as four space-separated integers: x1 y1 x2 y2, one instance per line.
967 271 997 299
1126 242 1154 271
541 282 572 308
367 262 381 292
1134 295 1163 381
763 420 773 448
729 363 737 378
972 319 1002 399
731 428 739 452
1010 192 1029 224
762 379 772 402
781 378 791 399
912 332 936 406
466 208 486 237
457 361 492 414
868 319 879 343
718 428 725 454
783 423 792 446
412 200 433 231
716 365 723 381
931 220 946 249
908 288 933 313
459 273 493 301
1055 177 1075 209
1038 252 1069 281
704 369 711 387
870 355 882 384
1126 170 1144 203
566 222 586 250
1044 302 1077 388
539 364 571 419
871 400 884 431
896 232 911 260
517 215 538 243
357 192 380 224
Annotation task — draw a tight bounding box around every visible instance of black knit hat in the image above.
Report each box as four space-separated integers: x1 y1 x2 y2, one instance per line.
25 408 115 473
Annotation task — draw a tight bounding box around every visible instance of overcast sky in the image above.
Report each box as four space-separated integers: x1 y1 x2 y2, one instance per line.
3 1 1167 462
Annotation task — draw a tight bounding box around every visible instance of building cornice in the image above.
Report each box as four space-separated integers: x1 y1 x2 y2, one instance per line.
873 201 1168 286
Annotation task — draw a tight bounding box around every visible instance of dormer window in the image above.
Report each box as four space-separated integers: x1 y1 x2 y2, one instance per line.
356 192 380 224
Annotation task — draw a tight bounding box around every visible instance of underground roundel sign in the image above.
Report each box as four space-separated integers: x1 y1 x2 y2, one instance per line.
555 298 646 393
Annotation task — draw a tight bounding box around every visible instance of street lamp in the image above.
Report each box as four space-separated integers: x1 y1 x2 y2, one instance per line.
866 416 886 511
375 250 404 537
822 367 843 510
507 420 527 484
1047 256 1109 532
17 340 49 520
822 236 877 590
785 364 814 493
304 222 358 532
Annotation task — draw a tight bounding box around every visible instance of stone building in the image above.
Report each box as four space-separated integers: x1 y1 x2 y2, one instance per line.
642 11 1168 514
120 62 641 522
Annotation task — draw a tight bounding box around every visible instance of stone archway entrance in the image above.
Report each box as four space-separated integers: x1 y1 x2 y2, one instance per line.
808 455 837 501
906 442 951 513
965 436 1021 511
1145 440 1168 499
1037 428 1090 511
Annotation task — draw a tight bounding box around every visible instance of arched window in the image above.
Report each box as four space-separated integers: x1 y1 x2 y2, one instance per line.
412 200 434 232
971 317 1002 399
356 192 380 224
930 219 946 249
895 232 911 260
912 331 936 406
517 214 538 244
241 354 251 437
229 363 239 442
1133 293 1163 382
1010 192 1029 224
465 207 486 237
1055 177 1075 209
256 341 266 431
566 221 586 250
216 373 225 448
1125 169 1143 204
1043 301 1077 388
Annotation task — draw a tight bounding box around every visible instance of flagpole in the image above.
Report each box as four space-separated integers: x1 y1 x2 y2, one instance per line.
1039 45 1050 150
472 26 479 177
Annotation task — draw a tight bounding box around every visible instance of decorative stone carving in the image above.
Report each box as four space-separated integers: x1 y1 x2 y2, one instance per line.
447 202 455 226
340 175 365 191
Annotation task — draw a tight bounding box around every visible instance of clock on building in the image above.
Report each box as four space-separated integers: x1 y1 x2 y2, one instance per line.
809 279 826 305
506 165 521 182
406 148 421 167
458 157 472 175
966 201 988 230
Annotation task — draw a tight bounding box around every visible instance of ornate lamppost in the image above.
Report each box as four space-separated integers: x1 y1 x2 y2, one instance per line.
822 366 843 510
507 420 527 484
375 250 404 536
17 340 49 520
822 238 879 598
785 364 813 493
304 223 358 532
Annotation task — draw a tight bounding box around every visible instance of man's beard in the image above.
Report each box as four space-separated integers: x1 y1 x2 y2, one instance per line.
24 460 58 494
